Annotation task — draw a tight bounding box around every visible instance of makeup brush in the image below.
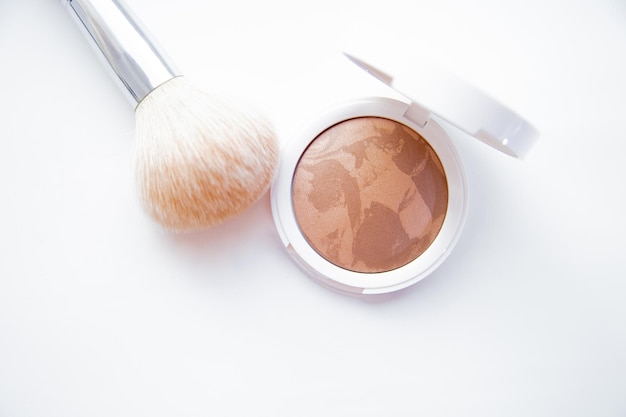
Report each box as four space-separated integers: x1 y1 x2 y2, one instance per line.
65 0 278 231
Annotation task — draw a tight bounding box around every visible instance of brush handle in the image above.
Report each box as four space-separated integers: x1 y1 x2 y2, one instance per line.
66 0 181 105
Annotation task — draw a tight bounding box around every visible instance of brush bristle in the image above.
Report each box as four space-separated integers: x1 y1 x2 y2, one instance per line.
134 76 279 232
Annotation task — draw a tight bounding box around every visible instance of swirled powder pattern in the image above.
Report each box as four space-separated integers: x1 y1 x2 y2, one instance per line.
292 117 448 273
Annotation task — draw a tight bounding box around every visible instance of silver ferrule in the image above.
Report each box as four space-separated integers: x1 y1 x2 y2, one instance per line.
66 0 181 105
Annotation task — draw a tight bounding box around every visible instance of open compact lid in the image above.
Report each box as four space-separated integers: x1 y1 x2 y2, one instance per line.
344 53 539 158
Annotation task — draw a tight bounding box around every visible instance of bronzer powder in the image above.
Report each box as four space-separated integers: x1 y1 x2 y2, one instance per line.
292 117 448 273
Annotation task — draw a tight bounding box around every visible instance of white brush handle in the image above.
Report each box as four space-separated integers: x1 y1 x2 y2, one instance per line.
66 0 181 105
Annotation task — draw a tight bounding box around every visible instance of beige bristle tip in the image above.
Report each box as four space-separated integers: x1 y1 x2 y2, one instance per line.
133 76 279 232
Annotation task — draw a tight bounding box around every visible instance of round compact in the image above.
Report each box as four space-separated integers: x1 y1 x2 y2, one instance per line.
271 53 538 296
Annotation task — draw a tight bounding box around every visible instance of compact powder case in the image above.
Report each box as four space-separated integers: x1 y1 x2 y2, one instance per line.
271 53 538 296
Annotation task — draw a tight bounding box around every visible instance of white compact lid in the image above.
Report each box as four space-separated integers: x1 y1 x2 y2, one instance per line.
344 53 539 158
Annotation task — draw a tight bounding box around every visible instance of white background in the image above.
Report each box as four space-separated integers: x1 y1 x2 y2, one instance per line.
1 0 625 416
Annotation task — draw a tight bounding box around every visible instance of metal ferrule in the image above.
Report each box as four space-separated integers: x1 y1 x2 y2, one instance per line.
66 0 181 105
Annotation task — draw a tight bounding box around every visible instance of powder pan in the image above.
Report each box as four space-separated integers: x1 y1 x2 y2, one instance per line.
271 54 538 297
